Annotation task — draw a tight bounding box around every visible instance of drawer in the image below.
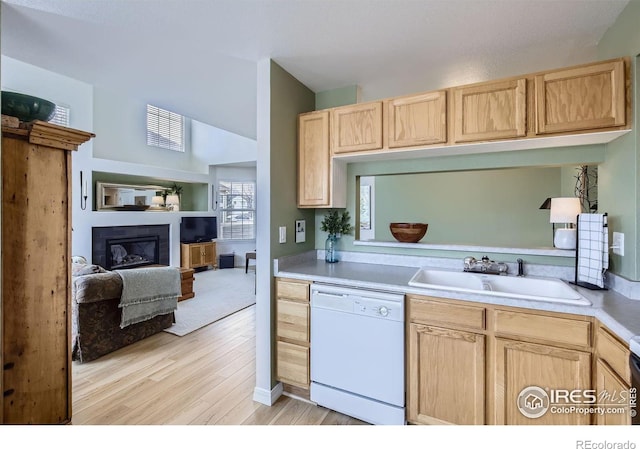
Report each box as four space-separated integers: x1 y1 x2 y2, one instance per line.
276 279 309 302
494 309 591 349
276 341 309 388
276 298 309 343
179 267 195 281
408 296 485 331
597 325 630 382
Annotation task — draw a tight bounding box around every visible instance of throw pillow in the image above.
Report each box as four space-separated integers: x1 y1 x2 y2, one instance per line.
72 255 88 264
72 263 107 277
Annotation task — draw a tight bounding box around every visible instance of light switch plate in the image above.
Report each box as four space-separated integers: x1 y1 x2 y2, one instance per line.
613 231 624 256
279 226 286 244
295 219 306 243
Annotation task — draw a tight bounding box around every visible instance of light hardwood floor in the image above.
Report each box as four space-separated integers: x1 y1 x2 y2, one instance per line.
71 305 364 425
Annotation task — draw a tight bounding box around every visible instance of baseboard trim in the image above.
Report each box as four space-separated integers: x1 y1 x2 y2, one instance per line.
253 382 283 406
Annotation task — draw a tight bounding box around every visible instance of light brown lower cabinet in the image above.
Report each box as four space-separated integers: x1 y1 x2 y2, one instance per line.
595 359 632 425
408 323 485 424
493 338 591 425
406 294 631 426
180 241 216 270
594 325 632 425
275 278 311 391
276 341 309 388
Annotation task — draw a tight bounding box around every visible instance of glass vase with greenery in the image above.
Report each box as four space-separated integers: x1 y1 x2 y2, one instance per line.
320 209 354 263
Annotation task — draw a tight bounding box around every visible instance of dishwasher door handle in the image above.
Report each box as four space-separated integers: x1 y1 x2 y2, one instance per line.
313 291 347 299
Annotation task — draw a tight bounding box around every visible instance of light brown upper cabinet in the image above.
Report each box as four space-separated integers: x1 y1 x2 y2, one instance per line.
387 91 447 148
298 111 330 207
331 101 383 154
453 78 527 143
535 59 626 134
297 57 630 208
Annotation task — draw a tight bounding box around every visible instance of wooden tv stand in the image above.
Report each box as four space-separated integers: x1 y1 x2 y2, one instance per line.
180 241 217 271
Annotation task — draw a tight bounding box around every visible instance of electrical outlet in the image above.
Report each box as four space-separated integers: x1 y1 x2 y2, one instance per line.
279 226 286 244
613 232 624 256
295 220 306 243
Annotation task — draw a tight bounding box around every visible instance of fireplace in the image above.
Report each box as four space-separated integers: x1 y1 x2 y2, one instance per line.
106 235 160 270
92 225 170 270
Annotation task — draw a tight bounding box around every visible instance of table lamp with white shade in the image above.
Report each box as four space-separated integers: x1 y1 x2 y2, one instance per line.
150 195 164 209
550 197 582 249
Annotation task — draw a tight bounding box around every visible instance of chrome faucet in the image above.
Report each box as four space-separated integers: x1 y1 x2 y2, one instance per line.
463 255 508 275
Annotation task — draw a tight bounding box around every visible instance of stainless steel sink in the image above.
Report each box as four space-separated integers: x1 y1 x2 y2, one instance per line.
408 268 591 306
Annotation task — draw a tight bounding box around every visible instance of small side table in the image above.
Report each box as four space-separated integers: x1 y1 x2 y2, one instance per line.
178 267 195 301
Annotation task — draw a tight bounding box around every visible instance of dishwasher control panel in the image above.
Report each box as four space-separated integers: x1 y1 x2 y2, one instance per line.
352 298 401 320
311 284 404 322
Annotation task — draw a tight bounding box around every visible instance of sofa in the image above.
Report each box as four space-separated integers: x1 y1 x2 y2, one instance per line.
71 261 176 363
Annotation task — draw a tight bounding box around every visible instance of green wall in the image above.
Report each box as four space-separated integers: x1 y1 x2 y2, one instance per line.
310 1 640 278
597 0 640 280
309 2 640 278
269 61 317 260
315 85 358 110
268 61 316 388
372 167 561 248
316 145 606 265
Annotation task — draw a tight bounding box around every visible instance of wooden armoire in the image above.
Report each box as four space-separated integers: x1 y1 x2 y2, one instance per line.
1 120 94 424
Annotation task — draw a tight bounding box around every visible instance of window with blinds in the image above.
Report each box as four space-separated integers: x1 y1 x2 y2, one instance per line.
146 104 184 152
218 181 256 240
49 105 70 127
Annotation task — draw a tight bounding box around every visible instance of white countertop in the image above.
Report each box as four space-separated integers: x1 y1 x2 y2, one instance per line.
275 256 640 355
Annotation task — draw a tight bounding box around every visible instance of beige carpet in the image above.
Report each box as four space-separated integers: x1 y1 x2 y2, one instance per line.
164 267 255 336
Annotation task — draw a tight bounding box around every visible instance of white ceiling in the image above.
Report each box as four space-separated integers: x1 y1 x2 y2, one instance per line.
0 0 630 140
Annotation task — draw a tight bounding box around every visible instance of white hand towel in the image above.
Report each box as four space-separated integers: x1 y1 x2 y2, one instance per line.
576 213 607 288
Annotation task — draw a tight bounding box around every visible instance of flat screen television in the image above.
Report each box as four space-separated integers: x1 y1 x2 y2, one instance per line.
180 216 217 243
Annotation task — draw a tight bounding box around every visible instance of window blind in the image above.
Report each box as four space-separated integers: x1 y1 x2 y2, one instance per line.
218 181 256 240
146 104 184 152
49 105 70 127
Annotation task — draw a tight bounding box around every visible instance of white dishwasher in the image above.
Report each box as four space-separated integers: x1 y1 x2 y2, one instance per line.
310 283 405 425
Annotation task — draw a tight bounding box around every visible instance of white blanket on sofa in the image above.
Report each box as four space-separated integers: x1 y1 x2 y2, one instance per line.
116 266 180 328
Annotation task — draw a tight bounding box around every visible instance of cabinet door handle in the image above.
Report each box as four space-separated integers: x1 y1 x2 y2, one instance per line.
3 362 14 370
3 388 15 397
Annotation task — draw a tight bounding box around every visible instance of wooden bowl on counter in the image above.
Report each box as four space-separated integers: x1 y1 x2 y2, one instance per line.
389 223 428 243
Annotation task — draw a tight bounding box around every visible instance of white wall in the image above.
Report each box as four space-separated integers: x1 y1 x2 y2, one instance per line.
93 87 199 173
192 119 257 167
254 58 272 405
1 56 95 258
93 90 258 175
1 57 93 133
2 57 259 267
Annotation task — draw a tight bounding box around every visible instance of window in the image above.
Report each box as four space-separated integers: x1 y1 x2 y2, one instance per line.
359 176 375 240
49 105 70 127
146 104 184 152
218 181 255 240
